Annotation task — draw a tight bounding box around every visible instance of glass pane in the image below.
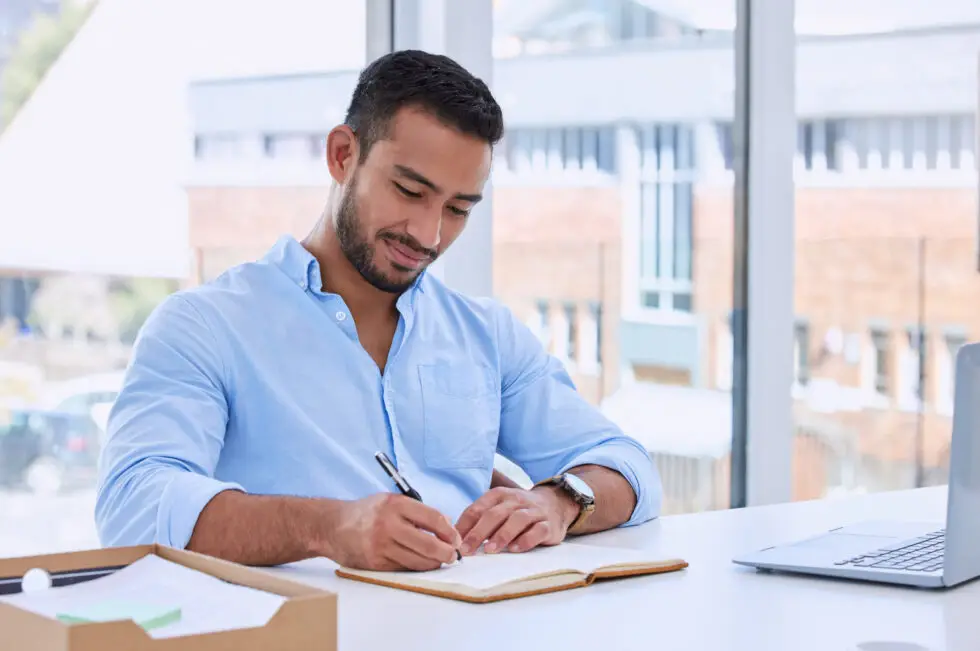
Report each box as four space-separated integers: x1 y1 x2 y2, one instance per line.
673 182 693 281
0 0 366 557
793 6 979 499
640 183 659 279
492 0 736 514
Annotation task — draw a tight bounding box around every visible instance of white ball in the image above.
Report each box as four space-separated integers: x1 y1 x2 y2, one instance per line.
21 568 52 593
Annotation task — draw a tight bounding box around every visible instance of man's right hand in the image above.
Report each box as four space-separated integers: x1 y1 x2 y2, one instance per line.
325 493 462 571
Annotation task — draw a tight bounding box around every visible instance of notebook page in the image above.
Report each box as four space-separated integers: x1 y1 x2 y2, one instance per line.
0 555 285 639
359 542 659 591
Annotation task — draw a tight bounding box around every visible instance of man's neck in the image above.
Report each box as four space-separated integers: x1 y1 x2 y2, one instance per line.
301 228 399 325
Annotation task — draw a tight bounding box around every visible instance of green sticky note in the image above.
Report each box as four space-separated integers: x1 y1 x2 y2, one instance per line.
56 600 181 631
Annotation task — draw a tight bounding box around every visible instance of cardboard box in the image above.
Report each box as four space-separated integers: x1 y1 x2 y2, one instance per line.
0 544 337 651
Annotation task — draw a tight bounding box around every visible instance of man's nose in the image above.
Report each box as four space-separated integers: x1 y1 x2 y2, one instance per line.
406 209 442 252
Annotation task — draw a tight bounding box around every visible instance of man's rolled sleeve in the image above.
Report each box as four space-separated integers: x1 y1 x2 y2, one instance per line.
556 439 662 526
96 293 242 549
156 472 244 549
492 302 662 527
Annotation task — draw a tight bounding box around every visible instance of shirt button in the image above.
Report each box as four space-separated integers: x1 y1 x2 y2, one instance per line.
335 311 347 321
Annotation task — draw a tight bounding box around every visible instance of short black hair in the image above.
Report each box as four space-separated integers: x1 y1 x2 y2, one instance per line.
344 49 504 161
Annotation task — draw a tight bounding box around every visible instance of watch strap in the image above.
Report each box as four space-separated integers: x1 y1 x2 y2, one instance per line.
534 474 596 535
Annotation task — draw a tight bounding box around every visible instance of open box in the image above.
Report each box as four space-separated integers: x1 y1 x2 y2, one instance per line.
0 544 337 651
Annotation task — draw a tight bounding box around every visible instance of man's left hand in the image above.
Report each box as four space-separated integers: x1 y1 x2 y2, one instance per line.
455 486 579 555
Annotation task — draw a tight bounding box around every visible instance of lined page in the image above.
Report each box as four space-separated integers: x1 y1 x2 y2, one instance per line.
351 542 659 591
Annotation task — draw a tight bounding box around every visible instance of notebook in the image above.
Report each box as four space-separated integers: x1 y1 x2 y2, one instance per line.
336 542 687 603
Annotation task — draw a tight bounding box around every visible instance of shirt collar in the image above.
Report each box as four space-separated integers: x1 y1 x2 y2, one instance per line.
263 234 427 299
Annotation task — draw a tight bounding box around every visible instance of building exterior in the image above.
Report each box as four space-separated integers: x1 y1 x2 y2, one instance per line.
185 15 980 505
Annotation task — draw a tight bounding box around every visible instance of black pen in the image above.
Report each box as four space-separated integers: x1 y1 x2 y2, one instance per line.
374 451 461 561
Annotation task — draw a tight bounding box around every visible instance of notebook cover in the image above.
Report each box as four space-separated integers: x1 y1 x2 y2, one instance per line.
335 558 688 604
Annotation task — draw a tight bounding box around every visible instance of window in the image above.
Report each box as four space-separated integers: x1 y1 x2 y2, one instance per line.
637 123 695 313
265 134 320 160
195 134 244 160
0 0 370 558
793 322 810 388
899 329 925 410
528 300 550 347
938 333 966 415
867 330 891 399
797 120 843 171
564 304 578 364
577 303 600 374
552 304 570 362
499 126 617 176
951 115 976 170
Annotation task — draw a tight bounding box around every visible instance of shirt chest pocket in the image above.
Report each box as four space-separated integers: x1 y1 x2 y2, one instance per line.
417 363 500 470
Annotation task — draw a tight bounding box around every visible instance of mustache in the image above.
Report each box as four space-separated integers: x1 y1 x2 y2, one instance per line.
380 232 438 261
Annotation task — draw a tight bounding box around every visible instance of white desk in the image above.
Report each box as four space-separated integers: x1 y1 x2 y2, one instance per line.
272 487 977 651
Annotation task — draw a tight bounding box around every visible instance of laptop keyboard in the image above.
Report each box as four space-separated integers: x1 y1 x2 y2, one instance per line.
836 530 945 572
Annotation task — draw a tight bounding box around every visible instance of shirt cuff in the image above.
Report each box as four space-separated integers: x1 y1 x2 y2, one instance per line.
156 472 245 549
558 439 662 527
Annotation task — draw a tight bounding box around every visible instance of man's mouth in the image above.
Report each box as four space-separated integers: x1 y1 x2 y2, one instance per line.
383 238 430 270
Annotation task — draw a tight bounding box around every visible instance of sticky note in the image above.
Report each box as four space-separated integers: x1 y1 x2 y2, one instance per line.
57 600 181 630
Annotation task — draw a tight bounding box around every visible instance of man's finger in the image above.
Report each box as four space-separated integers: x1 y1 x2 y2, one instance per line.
398 497 461 549
507 521 552 553
385 540 444 572
391 520 457 566
486 508 543 552
461 502 513 555
456 489 508 539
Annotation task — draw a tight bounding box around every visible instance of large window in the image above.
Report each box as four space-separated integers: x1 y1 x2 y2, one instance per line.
7 0 971 562
0 0 367 558
791 3 979 497
492 0 736 515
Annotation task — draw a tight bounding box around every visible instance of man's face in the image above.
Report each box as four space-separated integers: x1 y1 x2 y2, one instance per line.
332 107 492 293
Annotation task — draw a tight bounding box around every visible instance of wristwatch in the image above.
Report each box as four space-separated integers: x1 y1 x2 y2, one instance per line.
535 472 596 535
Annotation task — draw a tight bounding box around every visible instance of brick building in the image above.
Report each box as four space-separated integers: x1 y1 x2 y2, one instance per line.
186 15 980 504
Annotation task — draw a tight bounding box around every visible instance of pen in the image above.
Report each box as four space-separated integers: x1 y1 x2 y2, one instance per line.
374 451 462 562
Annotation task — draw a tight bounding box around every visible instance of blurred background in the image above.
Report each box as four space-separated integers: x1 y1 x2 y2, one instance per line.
0 0 977 555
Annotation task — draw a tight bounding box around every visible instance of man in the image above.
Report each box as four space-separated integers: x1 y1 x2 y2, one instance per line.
96 50 661 571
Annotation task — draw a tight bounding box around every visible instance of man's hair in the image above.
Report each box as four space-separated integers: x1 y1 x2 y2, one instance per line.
344 49 504 161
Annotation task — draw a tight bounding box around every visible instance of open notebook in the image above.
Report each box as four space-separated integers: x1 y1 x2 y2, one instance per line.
336 542 687 603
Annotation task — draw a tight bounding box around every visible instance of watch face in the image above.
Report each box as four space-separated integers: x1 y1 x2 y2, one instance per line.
563 473 595 503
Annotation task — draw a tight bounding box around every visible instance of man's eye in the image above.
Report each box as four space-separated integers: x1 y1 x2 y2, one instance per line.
448 206 470 217
394 182 422 198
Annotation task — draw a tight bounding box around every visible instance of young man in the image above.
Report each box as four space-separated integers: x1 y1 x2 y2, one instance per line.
96 50 661 571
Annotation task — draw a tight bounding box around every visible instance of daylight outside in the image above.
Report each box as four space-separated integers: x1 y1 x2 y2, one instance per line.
0 0 978 558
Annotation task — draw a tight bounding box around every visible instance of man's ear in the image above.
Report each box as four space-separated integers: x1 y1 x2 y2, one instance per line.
325 125 359 183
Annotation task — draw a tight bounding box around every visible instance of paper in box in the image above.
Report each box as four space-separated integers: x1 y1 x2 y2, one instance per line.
0 544 336 651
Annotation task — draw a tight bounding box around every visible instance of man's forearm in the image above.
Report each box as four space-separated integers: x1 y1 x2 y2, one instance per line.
535 464 637 535
186 490 344 566
491 468 522 489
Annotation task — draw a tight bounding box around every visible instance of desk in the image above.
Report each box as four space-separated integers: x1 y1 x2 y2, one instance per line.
271 487 977 651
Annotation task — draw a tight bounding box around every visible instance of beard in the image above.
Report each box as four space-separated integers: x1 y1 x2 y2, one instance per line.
335 174 435 294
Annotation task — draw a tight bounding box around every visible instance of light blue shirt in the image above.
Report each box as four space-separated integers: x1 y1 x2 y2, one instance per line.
95 235 662 549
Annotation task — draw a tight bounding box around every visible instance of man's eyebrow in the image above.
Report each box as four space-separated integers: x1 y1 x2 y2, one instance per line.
394 164 482 203
394 165 440 192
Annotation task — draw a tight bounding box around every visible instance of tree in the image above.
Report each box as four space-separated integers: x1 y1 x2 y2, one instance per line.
0 1 96 131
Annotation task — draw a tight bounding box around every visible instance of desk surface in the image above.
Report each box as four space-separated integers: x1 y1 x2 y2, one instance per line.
272 487 976 651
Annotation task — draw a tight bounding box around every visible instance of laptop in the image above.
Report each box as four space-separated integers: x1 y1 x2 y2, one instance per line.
732 342 980 588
